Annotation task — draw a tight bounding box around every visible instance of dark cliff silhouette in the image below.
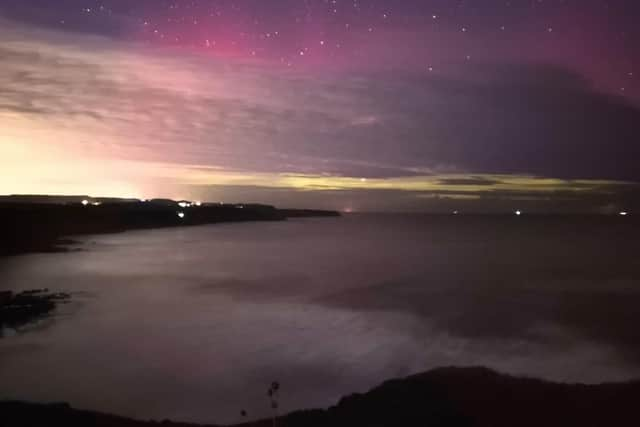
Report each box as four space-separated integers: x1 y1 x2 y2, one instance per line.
0 196 339 256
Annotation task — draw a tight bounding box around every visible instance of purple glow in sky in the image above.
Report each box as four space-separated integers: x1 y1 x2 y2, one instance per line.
1 1 639 211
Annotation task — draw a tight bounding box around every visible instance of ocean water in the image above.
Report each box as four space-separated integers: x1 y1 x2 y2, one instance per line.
1 214 640 423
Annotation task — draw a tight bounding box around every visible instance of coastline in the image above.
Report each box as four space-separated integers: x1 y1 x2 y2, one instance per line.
2 367 639 426
0 198 339 331
3 200 639 426
0 198 339 257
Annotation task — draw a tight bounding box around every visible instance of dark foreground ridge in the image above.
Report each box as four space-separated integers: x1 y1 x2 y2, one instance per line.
2 367 639 426
0 195 339 256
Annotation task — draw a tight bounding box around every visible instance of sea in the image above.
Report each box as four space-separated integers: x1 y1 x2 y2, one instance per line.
1 214 639 423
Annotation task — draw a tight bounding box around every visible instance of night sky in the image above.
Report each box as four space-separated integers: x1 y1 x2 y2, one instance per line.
1 0 639 212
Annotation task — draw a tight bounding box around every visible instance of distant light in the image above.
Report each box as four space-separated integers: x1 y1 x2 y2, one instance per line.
178 201 191 208
177 212 185 219
140 199 148 203
453 210 459 215
92 202 102 206
237 205 244 209
81 200 89 206
619 211 628 216
515 210 522 216
194 201 202 207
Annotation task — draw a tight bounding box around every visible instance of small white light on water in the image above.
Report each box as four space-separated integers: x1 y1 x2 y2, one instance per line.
177 212 185 219
81 200 89 206
619 211 628 216
515 210 522 216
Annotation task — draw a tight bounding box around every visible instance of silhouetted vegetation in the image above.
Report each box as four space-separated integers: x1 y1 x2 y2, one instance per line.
267 381 281 427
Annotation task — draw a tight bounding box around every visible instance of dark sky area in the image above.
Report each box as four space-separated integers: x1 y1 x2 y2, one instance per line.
1 0 639 212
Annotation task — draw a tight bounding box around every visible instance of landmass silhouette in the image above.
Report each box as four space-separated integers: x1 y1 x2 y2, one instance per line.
2 367 639 426
0 195 339 256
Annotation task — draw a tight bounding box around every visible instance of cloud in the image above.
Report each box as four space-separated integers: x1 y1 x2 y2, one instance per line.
1 16 639 210
0 2 136 37
437 177 500 186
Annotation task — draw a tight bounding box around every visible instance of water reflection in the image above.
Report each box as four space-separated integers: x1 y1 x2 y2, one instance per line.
1 215 640 423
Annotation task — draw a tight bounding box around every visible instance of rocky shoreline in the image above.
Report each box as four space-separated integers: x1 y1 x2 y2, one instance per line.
0 289 70 335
